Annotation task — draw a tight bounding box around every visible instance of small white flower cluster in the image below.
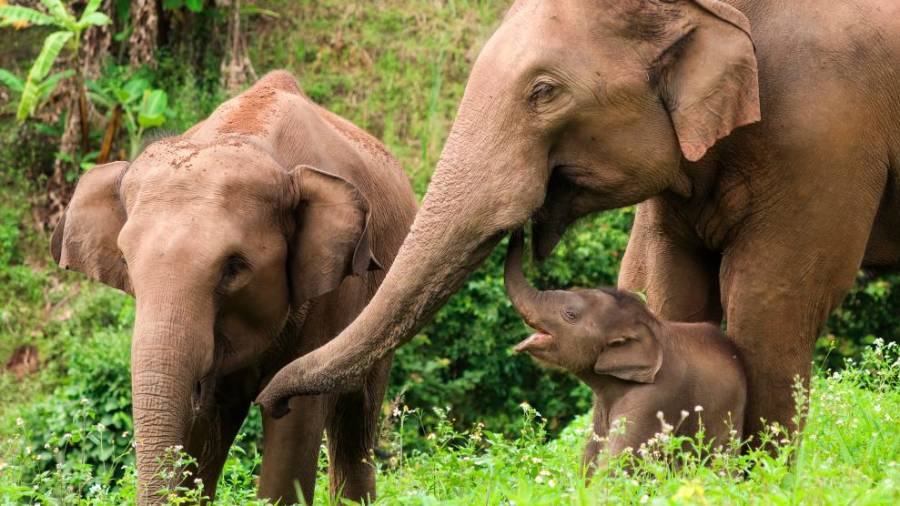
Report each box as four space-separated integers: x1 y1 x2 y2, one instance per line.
534 468 553 486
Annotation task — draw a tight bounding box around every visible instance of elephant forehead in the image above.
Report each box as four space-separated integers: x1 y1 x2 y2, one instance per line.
122 143 286 208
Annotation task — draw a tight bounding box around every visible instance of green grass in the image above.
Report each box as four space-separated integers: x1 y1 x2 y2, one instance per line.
1 2 899 504
1 338 897 505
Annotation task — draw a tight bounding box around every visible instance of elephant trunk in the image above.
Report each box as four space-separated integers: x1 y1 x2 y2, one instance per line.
131 293 214 504
503 229 546 331
257 111 550 411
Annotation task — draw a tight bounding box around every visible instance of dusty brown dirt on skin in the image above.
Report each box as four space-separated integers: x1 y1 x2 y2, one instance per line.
320 108 396 168
219 71 300 136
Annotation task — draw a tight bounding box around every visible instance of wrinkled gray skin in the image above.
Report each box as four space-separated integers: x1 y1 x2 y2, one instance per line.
52 71 417 504
505 230 745 475
258 0 900 444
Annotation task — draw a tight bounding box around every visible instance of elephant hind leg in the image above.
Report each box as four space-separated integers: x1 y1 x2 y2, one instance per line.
619 200 723 323
325 355 393 503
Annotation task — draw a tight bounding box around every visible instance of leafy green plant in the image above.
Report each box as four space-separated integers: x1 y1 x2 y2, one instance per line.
89 73 170 160
0 0 110 122
0 67 74 116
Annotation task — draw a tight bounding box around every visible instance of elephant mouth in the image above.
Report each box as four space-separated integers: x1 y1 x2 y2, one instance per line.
514 331 556 353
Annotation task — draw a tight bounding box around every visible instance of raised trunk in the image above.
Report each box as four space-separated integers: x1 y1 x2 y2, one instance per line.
131 293 214 504
503 229 544 329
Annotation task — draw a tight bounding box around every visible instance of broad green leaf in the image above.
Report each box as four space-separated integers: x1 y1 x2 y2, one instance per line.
0 69 24 93
76 12 110 29
185 0 203 13
88 90 114 109
40 0 77 31
120 78 149 103
26 31 72 84
82 0 103 19
138 89 168 128
16 31 73 121
0 5 55 27
37 69 74 100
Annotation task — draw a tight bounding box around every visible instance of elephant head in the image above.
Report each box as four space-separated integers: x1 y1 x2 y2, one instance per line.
505 230 662 382
257 0 758 410
52 140 379 501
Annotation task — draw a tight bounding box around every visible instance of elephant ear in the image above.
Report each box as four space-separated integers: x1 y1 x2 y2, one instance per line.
51 161 131 294
593 324 662 384
659 0 760 162
288 165 382 305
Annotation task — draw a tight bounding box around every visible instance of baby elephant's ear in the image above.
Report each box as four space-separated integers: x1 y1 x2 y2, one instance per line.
593 325 662 384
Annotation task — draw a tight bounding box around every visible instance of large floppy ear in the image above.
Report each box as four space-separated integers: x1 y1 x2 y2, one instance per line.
51 161 131 294
287 165 382 305
593 324 663 384
658 0 760 162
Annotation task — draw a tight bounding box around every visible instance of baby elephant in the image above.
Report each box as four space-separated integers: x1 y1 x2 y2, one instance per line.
504 230 746 474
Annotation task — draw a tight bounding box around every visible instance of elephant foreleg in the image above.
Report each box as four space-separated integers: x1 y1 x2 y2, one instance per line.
186 371 255 502
325 354 393 503
619 200 722 322
720 205 877 440
258 395 328 505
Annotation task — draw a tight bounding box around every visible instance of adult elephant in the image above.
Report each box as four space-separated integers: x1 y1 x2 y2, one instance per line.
259 0 900 442
52 71 417 504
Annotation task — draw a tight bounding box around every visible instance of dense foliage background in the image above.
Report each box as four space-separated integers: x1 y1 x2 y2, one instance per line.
1 1 898 504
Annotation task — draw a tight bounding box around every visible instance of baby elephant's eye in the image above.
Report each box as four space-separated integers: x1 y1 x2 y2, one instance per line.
563 308 579 322
607 338 627 348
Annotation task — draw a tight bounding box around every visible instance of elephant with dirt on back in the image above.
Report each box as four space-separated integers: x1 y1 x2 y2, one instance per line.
259 0 900 443
52 71 417 504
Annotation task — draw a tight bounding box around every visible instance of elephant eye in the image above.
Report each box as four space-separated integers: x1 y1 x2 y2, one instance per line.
608 338 627 348
563 307 579 322
529 81 557 106
219 254 251 291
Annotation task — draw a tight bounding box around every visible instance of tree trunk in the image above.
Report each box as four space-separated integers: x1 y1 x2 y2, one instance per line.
129 0 159 69
219 0 256 95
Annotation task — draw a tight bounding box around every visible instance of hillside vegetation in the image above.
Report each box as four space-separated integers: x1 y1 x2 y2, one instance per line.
0 1 898 504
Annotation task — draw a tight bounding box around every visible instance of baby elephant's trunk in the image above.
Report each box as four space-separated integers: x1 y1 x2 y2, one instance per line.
504 230 545 329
